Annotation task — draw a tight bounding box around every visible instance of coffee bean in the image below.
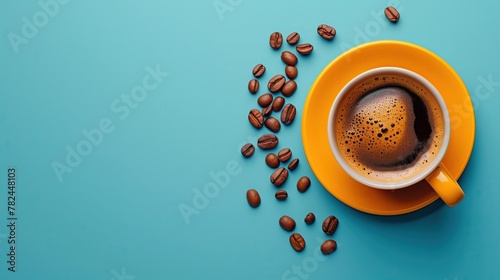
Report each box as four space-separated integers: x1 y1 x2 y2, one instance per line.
278 148 292 162
270 167 288 187
297 176 311 193
275 190 288 200
281 104 297 125
258 93 273 107
322 215 339 235
262 105 272 117
269 32 283 49
285 65 298 80
320 240 337 255
296 43 313 55
304 212 315 225
272 96 285 112
252 63 266 77
248 109 264 128
281 51 298 66
266 153 280 168
288 158 299 171
241 143 255 158
317 24 336 40
384 6 400 23
258 134 279 149
265 117 281 133
281 80 297 97
248 79 259 94
268 74 286 93
279 215 296 231
289 233 306 252
246 189 261 208
286 32 300 45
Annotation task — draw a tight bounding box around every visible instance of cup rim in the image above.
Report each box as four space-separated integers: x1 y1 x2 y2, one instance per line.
327 67 451 190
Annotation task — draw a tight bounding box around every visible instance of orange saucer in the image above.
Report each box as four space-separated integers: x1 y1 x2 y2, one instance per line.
302 40 475 215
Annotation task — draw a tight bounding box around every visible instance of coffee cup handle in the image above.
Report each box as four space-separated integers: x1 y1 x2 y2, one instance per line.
425 163 464 207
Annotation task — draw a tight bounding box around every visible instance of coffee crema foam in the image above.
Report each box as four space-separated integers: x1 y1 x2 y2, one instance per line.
334 73 445 183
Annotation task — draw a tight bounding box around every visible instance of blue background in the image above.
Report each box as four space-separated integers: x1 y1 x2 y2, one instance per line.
1 0 499 279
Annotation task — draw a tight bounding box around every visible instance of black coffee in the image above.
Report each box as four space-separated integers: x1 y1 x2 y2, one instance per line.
334 73 445 182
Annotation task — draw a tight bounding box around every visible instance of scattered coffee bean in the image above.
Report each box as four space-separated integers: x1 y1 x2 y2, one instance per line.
278 148 292 162
286 32 300 45
270 167 288 187
320 240 337 255
246 189 261 208
317 24 336 40
252 63 266 77
248 79 259 94
289 233 306 252
279 215 296 231
281 80 297 97
297 176 311 193
285 65 298 80
265 117 281 132
281 104 297 125
262 105 272 117
258 134 279 149
248 109 264 128
258 93 273 107
265 153 280 168
384 6 400 23
275 190 288 201
241 143 255 158
322 215 339 235
268 74 286 93
281 51 298 66
296 43 313 55
272 96 285 112
269 32 283 49
288 158 299 171
304 212 315 225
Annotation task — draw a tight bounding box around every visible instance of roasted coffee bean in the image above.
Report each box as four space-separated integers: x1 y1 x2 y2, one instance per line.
266 153 280 168
278 148 292 162
258 93 273 107
288 158 299 171
297 176 311 193
258 134 279 149
317 24 336 40
281 80 297 97
272 96 285 112
321 240 337 255
248 109 264 128
275 190 288 200
268 74 286 93
252 63 266 77
241 143 255 158
281 51 298 66
285 65 298 80
322 215 339 235
384 6 400 23
279 215 296 231
246 189 261 208
262 105 272 117
296 43 313 55
286 32 300 45
269 32 283 49
270 167 288 187
281 104 297 125
265 117 281 133
248 79 259 94
304 212 315 225
289 233 306 252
